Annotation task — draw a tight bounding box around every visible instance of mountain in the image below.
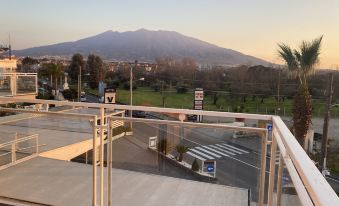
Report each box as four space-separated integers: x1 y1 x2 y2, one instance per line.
14 29 270 66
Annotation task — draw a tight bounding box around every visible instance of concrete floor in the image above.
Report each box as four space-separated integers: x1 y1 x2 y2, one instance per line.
0 157 248 206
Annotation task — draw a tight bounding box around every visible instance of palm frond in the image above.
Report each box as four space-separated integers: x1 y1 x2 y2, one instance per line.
299 36 323 76
277 43 299 73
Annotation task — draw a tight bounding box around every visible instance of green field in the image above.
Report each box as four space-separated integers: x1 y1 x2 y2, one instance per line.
88 87 339 117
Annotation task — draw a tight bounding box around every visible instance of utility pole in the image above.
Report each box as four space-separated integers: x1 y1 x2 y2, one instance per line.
130 60 137 128
320 73 334 173
78 66 82 102
277 69 281 115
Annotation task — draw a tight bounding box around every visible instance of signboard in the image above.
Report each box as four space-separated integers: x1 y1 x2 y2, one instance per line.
194 89 204 101
266 123 273 140
149 136 158 150
194 88 204 122
104 88 116 104
203 160 216 178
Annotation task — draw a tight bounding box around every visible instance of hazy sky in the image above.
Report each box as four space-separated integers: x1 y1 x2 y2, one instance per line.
1 0 338 68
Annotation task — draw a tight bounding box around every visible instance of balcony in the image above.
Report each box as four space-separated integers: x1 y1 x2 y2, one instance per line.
0 97 337 206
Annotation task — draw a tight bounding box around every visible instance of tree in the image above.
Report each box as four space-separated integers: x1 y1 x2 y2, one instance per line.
191 158 200 171
68 53 85 82
87 54 106 89
175 144 189 162
21 57 39 72
42 62 64 90
278 36 322 146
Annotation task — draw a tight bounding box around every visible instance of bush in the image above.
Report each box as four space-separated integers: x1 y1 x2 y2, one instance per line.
176 85 188 94
122 81 137 90
62 89 78 100
112 126 125 136
192 158 199 171
157 138 167 154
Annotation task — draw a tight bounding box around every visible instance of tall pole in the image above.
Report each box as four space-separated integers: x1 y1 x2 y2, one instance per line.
277 69 281 115
130 60 137 128
320 73 334 173
78 66 82 102
161 81 164 107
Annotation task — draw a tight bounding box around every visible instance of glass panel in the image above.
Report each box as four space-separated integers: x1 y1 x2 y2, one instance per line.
107 115 263 206
0 75 12 96
16 75 36 94
276 158 303 206
0 144 12 167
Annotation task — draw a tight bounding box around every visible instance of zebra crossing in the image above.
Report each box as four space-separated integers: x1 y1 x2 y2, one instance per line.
186 143 250 161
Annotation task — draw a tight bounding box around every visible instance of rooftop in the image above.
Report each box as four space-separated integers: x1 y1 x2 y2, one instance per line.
0 97 337 206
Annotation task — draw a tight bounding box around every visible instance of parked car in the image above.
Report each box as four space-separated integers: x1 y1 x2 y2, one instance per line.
80 92 87 102
187 115 197 122
125 110 147 118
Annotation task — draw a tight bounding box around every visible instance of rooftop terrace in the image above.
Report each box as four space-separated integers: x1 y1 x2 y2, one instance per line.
0 97 337 206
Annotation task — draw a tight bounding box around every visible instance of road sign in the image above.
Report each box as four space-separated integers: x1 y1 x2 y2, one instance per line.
207 164 214 172
203 160 216 177
104 88 116 104
267 123 273 131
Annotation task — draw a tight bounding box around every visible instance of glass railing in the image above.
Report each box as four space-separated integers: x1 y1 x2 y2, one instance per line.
0 97 337 206
0 133 38 170
0 73 37 96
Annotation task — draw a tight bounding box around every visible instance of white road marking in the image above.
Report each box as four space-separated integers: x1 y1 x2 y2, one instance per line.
209 145 236 155
221 143 249 153
201 145 229 157
215 144 243 155
186 151 206 161
195 147 222 158
189 148 214 160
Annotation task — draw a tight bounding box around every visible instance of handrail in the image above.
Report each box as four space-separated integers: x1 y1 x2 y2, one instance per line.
0 73 37 75
0 97 271 121
272 116 339 206
0 134 38 148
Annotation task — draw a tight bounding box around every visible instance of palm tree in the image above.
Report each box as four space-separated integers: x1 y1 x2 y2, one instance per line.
278 36 322 147
46 63 64 91
176 144 190 162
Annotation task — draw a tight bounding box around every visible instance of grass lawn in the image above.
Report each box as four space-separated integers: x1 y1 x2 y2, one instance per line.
85 86 339 117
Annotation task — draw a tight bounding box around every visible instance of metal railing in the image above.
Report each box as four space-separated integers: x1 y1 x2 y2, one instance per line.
0 133 39 170
0 73 37 96
0 97 337 206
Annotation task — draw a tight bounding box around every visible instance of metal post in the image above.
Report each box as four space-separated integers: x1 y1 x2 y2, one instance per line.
107 118 112 206
36 135 39 154
259 131 268 206
92 115 98 206
100 107 104 206
276 156 284 206
11 142 16 163
267 130 277 206
320 73 333 172
248 188 251 206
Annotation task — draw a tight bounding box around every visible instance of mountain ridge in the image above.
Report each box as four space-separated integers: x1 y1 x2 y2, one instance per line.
13 29 270 66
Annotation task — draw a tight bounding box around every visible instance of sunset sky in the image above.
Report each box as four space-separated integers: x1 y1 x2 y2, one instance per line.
1 0 338 68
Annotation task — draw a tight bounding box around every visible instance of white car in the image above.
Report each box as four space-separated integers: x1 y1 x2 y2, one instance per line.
99 96 104 103
80 92 87 102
